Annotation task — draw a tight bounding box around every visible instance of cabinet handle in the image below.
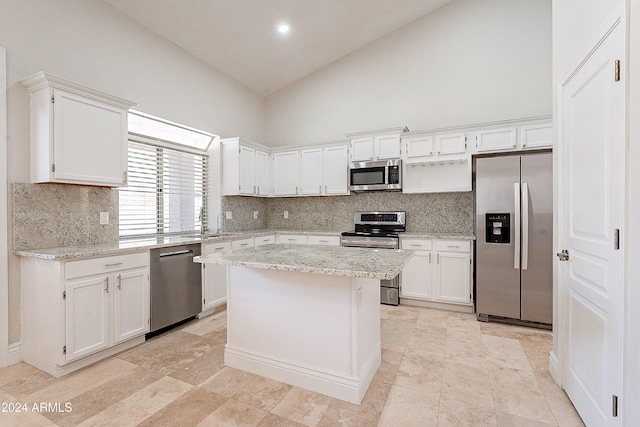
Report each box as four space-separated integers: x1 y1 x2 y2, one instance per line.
240 243 249 247
104 277 109 293
410 244 422 247
105 262 123 267
296 186 299 195
288 238 296 241
257 186 260 194
429 253 432 264
325 185 327 193
437 254 440 264
447 245 460 248
117 275 121 290
214 246 225 251
319 239 328 243
253 186 256 194
319 185 322 194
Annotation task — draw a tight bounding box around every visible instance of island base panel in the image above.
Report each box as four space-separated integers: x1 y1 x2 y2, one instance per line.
225 266 381 404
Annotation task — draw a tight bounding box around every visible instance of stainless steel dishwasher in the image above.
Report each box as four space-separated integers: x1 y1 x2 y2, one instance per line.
149 243 202 333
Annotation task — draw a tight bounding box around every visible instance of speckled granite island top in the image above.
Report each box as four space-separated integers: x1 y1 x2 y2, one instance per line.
194 243 413 280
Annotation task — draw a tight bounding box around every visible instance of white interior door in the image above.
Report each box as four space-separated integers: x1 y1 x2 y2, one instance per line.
559 18 624 425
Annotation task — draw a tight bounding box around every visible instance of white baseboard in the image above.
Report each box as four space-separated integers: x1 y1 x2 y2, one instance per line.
8 342 21 365
549 350 560 385
225 344 381 404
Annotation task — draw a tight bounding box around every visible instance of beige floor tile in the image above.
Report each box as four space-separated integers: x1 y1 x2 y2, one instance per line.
198 367 258 397
234 375 293 412
317 378 390 427
76 376 192 427
44 366 165 426
479 321 519 338
380 305 420 322
0 367 54 399
270 387 333 427
416 306 450 329
377 384 439 427
441 358 494 409
167 341 225 386
488 365 556 425
406 325 447 356
196 398 267 427
257 413 307 426
376 348 403 385
25 358 137 405
181 309 227 337
482 334 532 371
444 329 486 364
0 363 44 389
395 350 443 393
136 387 227 427
380 318 415 353
496 411 555 427
1 411 58 427
536 372 585 427
438 397 498 426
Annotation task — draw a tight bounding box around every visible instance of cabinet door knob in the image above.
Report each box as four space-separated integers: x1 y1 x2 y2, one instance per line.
117 275 122 290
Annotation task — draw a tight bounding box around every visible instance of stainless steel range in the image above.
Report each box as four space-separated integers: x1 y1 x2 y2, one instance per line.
341 211 406 305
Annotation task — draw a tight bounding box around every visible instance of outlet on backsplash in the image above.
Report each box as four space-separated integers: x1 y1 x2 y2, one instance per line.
253 211 258 219
284 211 289 219
100 212 109 225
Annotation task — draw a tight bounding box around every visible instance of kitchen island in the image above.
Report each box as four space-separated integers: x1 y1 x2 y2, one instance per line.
194 243 413 404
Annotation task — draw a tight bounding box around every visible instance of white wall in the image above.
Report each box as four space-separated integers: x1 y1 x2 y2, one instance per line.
265 0 551 146
0 0 266 345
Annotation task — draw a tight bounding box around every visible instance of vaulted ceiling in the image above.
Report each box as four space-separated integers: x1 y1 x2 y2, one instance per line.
103 0 452 96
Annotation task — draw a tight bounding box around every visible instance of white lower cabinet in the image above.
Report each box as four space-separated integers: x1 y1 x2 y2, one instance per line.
254 235 276 246
308 235 341 246
277 234 308 244
400 238 473 310
21 251 150 376
202 241 232 312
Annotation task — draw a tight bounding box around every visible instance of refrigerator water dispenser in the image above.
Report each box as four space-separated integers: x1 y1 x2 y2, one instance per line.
486 213 510 243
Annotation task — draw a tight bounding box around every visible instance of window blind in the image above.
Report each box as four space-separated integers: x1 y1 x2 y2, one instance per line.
119 138 207 237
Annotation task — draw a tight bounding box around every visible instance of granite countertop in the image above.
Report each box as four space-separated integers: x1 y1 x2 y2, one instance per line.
14 228 474 261
14 229 345 261
194 243 413 280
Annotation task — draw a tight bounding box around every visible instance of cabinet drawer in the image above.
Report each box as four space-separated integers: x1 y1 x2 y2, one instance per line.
435 240 471 253
204 241 232 254
308 235 340 246
278 234 308 244
231 238 254 250
66 251 149 280
401 239 433 250
254 235 276 246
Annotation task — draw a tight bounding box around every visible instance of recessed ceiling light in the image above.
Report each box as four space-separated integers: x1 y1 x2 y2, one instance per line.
278 24 290 34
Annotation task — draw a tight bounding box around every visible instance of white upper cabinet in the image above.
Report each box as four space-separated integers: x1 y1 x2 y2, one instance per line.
519 123 553 149
273 150 299 196
347 127 407 162
375 134 402 159
349 137 375 162
221 138 270 196
21 72 136 187
470 119 552 153
404 136 434 159
474 127 517 152
254 149 269 196
436 133 467 155
323 144 349 195
299 148 323 195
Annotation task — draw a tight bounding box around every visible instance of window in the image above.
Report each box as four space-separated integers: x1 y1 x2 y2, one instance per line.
119 112 215 238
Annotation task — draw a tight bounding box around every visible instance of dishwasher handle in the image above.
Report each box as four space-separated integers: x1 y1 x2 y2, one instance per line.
159 249 194 258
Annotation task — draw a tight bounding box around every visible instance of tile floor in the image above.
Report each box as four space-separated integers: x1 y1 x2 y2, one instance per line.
0 305 584 426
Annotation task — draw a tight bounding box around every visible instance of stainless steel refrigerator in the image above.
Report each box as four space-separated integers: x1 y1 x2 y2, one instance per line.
475 152 552 325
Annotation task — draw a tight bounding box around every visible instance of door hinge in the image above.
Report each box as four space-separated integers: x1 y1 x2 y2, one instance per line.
51 95 55 103
612 395 619 417
51 164 55 173
62 345 66 355
62 291 66 300
614 229 620 250
614 60 621 82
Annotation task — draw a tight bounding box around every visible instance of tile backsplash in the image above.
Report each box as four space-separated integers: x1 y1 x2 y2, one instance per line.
223 191 473 233
13 183 119 250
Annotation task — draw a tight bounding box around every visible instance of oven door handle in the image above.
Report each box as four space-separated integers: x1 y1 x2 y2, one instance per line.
341 241 398 249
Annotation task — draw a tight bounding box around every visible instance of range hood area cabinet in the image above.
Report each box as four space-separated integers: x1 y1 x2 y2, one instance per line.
21 72 137 187
346 126 408 162
221 138 270 196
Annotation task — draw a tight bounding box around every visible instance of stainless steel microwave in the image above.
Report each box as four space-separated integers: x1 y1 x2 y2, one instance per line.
349 159 402 192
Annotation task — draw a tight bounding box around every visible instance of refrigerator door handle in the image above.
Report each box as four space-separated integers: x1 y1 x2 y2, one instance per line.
514 182 521 269
522 182 529 270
